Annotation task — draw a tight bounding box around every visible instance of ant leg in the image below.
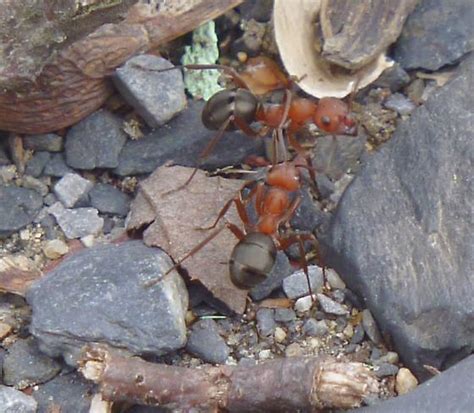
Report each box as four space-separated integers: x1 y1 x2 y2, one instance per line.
164 116 233 195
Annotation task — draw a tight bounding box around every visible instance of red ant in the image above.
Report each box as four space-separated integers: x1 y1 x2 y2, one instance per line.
146 155 321 299
142 57 357 189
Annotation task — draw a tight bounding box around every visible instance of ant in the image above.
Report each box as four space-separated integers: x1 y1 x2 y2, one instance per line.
138 56 357 189
146 155 321 299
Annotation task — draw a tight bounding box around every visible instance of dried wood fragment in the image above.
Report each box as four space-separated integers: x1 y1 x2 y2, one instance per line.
79 346 380 412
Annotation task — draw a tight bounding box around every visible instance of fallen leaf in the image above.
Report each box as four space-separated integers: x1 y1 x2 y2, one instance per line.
127 165 248 314
0 255 42 296
258 297 294 308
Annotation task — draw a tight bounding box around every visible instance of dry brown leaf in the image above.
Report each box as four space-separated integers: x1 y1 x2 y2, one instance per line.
258 297 294 309
127 165 248 314
0 255 42 296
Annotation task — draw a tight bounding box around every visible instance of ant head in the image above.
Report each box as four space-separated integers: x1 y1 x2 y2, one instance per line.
314 97 357 136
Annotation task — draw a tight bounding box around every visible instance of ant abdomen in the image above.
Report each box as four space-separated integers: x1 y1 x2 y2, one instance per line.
229 232 277 289
201 88 259 131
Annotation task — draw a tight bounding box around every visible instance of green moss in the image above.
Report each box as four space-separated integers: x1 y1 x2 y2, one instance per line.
181 21 223 100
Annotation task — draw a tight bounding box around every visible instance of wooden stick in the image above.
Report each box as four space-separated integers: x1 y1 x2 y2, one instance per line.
79 346 379 412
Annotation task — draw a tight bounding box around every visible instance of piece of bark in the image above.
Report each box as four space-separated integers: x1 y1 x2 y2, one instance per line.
0 0 243 134
319 0 418 70
127 165 248 314
79 346 380 412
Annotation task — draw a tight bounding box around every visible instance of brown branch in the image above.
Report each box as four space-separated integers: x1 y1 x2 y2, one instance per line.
79 346 379 412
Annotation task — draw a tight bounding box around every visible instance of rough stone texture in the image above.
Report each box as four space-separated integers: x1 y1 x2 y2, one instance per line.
186 319 230 364
43 153 73 177
282 266 324 299
48 202 103 239
3 337 62 389
53 173 93 208
324 57 474 379
383 93 416 116
32 372 94 413
25 151 50 177
88 183 131 217
0 186 43 238
317 293 348 316
65 109 127 170
256 308 276 337
114 100 264 176
393 0 474 70
114 55 187 128
23 134 63 152
27 241 188 366
357 356 474 413
0 385 37 413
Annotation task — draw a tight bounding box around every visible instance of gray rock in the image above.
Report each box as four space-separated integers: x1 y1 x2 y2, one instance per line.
283 266 324 299
43 153 73 177
48 202 103 239
114 100 264 176
23 134 63 152
393 0 474 70
25 151 50 177
256 308 276 337
362 309 382 345
249 251 293 301
114 55 187 128
26 241 188 366
89 183 131 216
312 133 367 181
303 318 329 337
356 355 474 413
0 186 43 238
373 64 411 92
317 293 348 316
0 385 37 413
274 308 296 323
32 372 94 413
65 109 127 170
350 324 365 345
21 175 49 197
374 363 399 378
3 337 62 389
289 189 327 233
325 268 346 290
324 57 474 379
186 319 230 364
383 93 416 116
54 173 93 208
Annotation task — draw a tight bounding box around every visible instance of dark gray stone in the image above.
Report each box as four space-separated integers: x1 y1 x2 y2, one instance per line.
303 318 329 337
27 241 188 366
23 134 63 152
114 100 264 176
43 153 73 177
274 308 296 323
0 385 37 413
311 133 367 181
25 151 50 177
89 183 131 216
362 309 382 345
114 55 186 128
374 363 399 378
0 186 43 238
48 202 103 239
186 319 230 364
249 251 293 301
383 93 416 116
372 64 411 92
351 324 365 344
393 0 474 70
238 0 273 22
53 173 93 208
283 266 324 299
256 308 276 337
65 109 127 170
0 145 9 166
356 355 474 413
21 175 49 197
3 338 62 389
290 188 327 232
32 372 94 413
324 57 474 379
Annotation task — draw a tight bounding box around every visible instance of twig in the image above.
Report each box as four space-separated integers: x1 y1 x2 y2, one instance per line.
79 346 379 412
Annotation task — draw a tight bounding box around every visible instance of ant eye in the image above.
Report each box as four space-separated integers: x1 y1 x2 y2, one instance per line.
321 115 331 126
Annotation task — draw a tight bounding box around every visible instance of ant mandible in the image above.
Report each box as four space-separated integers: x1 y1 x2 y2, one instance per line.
147 57 357 189
146 155 321 299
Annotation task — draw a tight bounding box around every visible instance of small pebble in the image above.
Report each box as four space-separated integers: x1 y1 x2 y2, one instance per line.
375 363 399 378
350 324 365 344
0 385 37 413
325 268 346 290
317 293 348 315
362 309 382 345
23 133 63 152
25 152 51 178
285 342 303 358
80 234 96 248
283 266 324 299
274 308 296 322
383 93 416 115
378 351 400 365
343 323 354 339
0 322 12 340
54 173 93 208
186 319 230 364
274 327 287 343
43 239 69 259
303 319 329 337
258 349 272 360
256 308 276 337
396 368 418 395
294 295 315 313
